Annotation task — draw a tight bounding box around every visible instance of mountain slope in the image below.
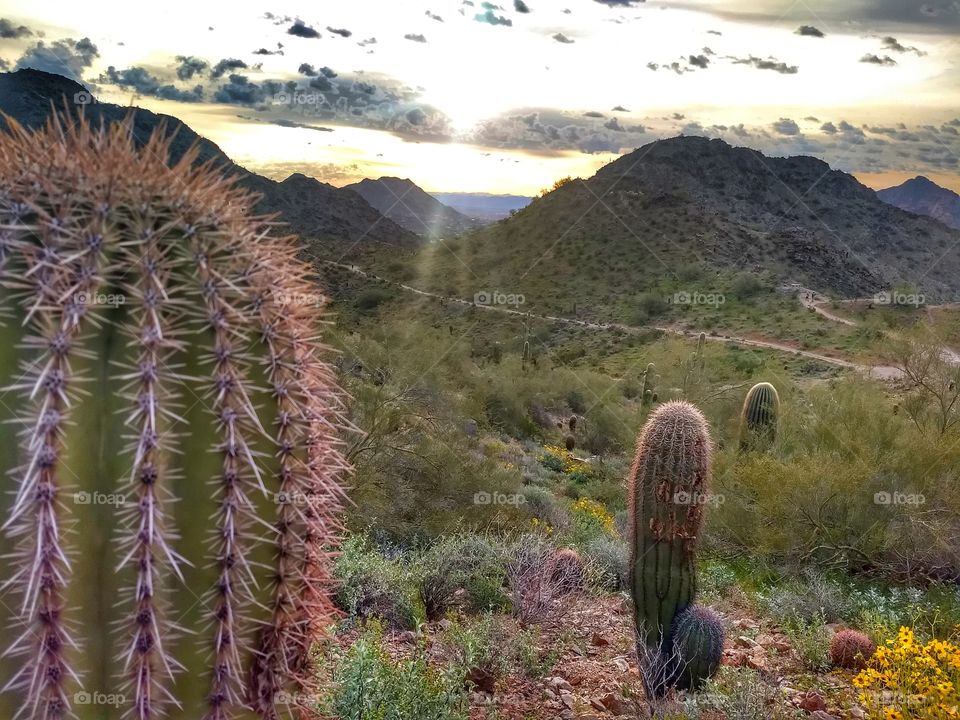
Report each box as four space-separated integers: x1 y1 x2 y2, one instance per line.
877 176 960 230
409 136 960 319
345 177 481 237
0 69 419 252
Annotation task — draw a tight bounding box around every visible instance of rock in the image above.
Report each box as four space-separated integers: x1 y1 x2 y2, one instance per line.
598 692 635 716
591 632 610 647
549 676 574 692
849 709 866 719
466 666 497 694
811 712 837 720
398 631 416 643
798 691 828 713
736 635 760 648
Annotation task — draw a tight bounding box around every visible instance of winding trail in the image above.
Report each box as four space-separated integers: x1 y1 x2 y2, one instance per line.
325 262 904 379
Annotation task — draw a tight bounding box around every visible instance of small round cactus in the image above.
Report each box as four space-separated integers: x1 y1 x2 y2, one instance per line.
739 381 780 450
671 605 725 690
830 629 875 670
546 548 585 595
565 434 576 451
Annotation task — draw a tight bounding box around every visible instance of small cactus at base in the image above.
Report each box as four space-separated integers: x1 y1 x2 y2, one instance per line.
671 605 725 690
0 114 350 719
739 381 780 450
546 548 585 595
830 629 875 670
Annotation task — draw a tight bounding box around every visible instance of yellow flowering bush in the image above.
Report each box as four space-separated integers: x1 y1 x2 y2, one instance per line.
853 626 960 719
539 445 592 477
570 497 616 542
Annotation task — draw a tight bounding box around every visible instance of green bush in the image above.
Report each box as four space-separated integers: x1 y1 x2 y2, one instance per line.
581 535 628 591
413 534 508 619
319 622 469 720
782 614 831 672
334 536 422 630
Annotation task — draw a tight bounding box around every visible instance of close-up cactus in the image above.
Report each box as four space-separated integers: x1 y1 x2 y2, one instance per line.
738 381 780 450
0 115 350 719
626 400 723 695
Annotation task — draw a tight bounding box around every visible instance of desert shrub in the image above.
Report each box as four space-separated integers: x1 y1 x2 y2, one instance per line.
318 621 469 720
521 484 560 522
505 534 576 625
413 534 507 619
757 570 848 623
686 667 782 720
511 626 564 678
334 536 422 630
442 614 510 692
782 614 832 672
355 286 394 313
582 535 628 592
697 559 740 603
566 497 616 547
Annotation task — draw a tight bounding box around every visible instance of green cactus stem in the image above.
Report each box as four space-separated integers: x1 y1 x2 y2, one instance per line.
738 381 780 450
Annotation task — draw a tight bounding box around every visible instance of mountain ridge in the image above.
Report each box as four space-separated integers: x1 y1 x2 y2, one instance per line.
345 177 482 237
877 176 960 230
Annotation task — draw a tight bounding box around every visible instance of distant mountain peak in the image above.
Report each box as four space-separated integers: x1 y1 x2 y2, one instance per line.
345 176 481 237
878 175 960 230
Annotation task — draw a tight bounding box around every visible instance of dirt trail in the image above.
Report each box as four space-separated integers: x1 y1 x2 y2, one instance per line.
325 262 903 378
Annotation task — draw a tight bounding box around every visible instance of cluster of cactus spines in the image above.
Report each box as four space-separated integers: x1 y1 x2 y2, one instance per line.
0 114 350 719
738 381 780 450
641 362 657 408
627 401 723 694
671 605 724 690
830 629 875 670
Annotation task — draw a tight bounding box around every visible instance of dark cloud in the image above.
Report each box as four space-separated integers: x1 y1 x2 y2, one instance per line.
688 54 710 68
327 26 352 38
0 18 32 38
298 63 317 76
406 107 427 125
287 21 321 38
515 0 531 11
358 37 378 46
804 116 819 122
214 74 278 104
253 47 284 56
14 37 99 82
881 36 925 55
730 55 798 74
612 105 629 112
772 117 800 135
707 30 722 35
0 58 8 70
821 121 838 134
175 56 208 80
404 33 427 42
795 25 824 37
264 12 293 25
426 11 444 21
594 0 644 5
474 10 513 25
211 58 248 79
102 65 204 102
553 32 574 43
308 76 334 92
860 53 897 65
583 111 605 118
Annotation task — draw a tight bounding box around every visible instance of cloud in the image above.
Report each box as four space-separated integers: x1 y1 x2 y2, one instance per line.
552 33 574 43
514 0 531 11
14 37 99 82
102 65 204 102
327 26 352 38
474 10 513 25
404 33 427 42
612 105 629 112
358 37 378 46
730 55 798 74
253 47 284 56
0 18 32 38
175 55 208 80
772 117 800 135
214 74 280 104
821 121 838 134
860 53 897 66
426 11 444 21
688 54 710 69
594 0 644 5
583 111 605 118
795 25 824 37
211 58 248 79
881 36 925 56
287 21 321 38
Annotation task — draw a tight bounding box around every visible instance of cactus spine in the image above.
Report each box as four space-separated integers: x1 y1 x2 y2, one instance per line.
738 381 780 450
0 115 350 719
627 401 723 695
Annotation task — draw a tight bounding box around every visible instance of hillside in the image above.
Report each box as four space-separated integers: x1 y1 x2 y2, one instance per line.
878 175 960 229
0 69 419 252
346 177 481 237
408 136 960 320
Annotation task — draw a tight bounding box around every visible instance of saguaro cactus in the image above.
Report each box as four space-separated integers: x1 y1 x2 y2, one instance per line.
738 381 780 450
0 115 350 719
641 362 657 408
627 401 723 695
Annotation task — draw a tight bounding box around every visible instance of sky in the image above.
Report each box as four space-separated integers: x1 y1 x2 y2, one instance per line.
0 0 958 194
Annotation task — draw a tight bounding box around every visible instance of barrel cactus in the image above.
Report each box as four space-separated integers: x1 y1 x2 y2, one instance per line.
0 115 350 719
671 605 724 690
627 401 724 695
738 381 780 450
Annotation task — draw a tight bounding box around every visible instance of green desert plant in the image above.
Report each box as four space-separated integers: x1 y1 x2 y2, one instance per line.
642 362 657 408
0 115 350 719
627 401 724 696
738 381 780 450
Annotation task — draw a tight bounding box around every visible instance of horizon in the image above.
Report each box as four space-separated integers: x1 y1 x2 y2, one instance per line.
0 0 958 194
